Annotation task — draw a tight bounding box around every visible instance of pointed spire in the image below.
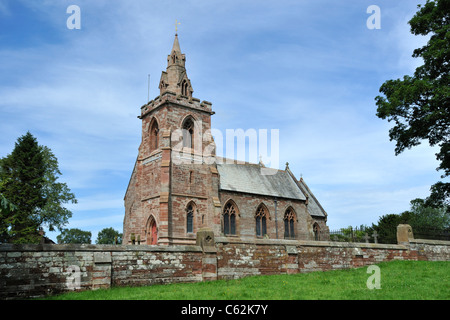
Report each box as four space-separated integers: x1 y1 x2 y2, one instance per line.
159 33 193 97
167 33 185 68
171 33 181 54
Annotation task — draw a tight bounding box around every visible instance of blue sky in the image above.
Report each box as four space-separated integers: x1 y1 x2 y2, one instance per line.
1 0 444 242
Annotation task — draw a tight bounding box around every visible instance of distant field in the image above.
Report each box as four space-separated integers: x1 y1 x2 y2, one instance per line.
42 260 449 300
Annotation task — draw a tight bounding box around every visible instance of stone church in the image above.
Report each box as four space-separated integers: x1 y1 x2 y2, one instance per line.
123 34 329 245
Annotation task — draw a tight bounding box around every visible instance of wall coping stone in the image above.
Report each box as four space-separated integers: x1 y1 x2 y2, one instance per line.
297 240 407 250
410 239 450 246
215 237 408 250
3 238 446 254
0 244 203 253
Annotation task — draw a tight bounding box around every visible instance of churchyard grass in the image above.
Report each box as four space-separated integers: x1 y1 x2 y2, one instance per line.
42 260 449 300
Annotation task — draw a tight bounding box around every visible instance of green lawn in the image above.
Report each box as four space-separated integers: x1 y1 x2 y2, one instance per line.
42 260 449 300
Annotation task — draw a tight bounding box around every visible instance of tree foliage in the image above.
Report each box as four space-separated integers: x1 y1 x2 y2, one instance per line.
0 179 17 243
371 213 410 244
57 228 91 244
408 198 449 229
372 197 449 243
375 0 450 203
0 132 46 243
96 227 123 244
38 146 77 232
0 132 77 243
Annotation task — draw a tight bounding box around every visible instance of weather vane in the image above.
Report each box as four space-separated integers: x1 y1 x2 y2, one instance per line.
175 20 181 34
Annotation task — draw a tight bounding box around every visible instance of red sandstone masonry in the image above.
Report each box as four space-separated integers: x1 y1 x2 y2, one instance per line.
1 236 449 299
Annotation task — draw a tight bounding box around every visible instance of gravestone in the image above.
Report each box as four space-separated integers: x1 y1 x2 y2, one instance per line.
372 231 378 244
196 228 216 253
196 228 217 281
397 224 414 244
363 233 370 243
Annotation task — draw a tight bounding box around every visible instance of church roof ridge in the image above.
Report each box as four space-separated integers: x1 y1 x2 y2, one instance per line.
214 157 286 173
297 177 328 218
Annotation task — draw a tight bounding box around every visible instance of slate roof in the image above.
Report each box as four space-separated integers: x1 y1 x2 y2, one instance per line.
216 163 306 201
298 178 327 218
216 161 327 218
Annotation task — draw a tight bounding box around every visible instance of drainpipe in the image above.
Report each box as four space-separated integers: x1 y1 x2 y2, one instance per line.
274 199 278 239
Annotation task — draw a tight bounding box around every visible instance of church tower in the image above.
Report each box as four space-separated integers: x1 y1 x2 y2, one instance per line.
124 32 330 246
123 33 221 245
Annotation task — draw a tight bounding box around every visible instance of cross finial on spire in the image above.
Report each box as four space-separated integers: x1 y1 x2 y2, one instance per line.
259 155 265 167
175 20 181 34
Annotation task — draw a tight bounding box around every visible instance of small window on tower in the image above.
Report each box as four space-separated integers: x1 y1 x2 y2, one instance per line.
182 117 194 150
186 203 194 233
149 119 159 152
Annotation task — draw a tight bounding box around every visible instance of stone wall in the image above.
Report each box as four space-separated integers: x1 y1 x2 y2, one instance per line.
1 226 449 299
0 244 205 299
215 238 418 279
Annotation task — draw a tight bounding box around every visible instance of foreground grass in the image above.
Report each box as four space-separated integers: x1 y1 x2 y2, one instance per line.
43 260 449 300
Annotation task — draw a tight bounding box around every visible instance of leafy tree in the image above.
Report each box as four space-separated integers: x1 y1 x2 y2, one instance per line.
372 198 449 243
0 132 77 243
38 146 77 232
96 227 123 244
408 198 449 230
375 0 450 204
57 228 91 244
425 181 450 207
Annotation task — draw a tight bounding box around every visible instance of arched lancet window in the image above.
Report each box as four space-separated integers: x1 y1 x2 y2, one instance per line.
186 202 195 233
255 204 268 237
149 119 159 152
182 117 195 149
223 201 237 236
284 208 296 239
313 223 320 241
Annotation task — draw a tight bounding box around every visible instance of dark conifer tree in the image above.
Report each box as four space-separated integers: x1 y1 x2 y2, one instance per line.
0 132 46 243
